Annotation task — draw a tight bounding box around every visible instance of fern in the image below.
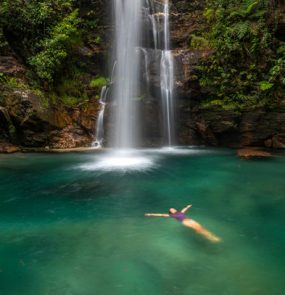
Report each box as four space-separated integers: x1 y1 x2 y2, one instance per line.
199 0 285 108
229 11 245 19
259 81 274 91
245 1 259 15
229 0 259 20
203 8 215 21
190 35 209 49
235 22 251 39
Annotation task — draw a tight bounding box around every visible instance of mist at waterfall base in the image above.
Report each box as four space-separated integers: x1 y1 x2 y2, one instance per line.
1 150 285 295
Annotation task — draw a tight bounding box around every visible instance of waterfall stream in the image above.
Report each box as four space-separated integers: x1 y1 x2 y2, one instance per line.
92 86 108 148
111 0 143 148
94 0 176 149
160 0 175 145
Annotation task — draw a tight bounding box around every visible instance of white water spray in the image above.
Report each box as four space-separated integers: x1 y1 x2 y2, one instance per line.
160 0 175 146
111 0 143 149
93 86 108 148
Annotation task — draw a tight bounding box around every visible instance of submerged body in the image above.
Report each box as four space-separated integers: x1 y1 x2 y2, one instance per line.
145 205 221 243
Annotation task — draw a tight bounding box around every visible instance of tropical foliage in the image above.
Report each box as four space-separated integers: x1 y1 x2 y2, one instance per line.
196 0 285 109
0 0 105 103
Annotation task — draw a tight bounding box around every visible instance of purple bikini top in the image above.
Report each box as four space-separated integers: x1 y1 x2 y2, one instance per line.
170 212 187 222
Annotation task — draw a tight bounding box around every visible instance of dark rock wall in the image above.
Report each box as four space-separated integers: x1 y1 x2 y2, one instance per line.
178 106 285 148
0 0 109 151
171 0 285 149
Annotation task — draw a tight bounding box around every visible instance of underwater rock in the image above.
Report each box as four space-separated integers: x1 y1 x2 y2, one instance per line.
237 148 272 159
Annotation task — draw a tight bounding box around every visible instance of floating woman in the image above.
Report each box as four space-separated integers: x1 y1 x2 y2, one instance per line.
145 205 221 243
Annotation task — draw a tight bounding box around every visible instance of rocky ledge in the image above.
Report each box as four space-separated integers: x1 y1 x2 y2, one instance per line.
237 148 272 159
0 88 100 151
178 105 285 149
0 143 20 153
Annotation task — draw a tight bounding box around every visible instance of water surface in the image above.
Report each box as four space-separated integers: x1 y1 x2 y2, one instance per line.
0 148 284 295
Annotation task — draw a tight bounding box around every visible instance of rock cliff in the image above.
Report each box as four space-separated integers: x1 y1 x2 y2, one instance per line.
171 0 285 148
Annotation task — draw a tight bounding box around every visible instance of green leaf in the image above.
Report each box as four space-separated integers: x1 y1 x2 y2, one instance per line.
259 81 274 91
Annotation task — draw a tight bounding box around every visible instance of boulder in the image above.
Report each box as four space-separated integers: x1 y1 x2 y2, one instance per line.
237 148 272 159
49 126 91 149
0 56 26 76
272 134 285 149
0 143 20 153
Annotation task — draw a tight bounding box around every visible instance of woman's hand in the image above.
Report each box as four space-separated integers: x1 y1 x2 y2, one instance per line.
181 204 192 213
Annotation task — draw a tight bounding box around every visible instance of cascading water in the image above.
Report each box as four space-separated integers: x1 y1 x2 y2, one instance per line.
94 0 176 153
92 86 108 148
146 0 159 50
110 0 143 149
143 0 176 146
92 62 117 148
160 0 175 146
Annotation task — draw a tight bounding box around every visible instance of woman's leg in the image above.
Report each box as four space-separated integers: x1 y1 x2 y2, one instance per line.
182 219 221 243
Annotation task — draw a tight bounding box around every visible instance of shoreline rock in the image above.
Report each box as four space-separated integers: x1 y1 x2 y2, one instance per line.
237 148 272 159
0 143 20 153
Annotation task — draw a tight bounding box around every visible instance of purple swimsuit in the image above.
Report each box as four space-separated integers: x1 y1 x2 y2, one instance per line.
170 212 187 222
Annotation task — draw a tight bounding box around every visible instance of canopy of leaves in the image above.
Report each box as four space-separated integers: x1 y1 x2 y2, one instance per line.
29 10 81 83
198 0 285 109
0 0 106 103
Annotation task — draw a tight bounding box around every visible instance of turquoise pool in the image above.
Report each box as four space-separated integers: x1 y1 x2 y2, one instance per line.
0 148 284 295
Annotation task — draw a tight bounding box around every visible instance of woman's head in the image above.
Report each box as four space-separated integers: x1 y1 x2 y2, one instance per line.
169 208 177 214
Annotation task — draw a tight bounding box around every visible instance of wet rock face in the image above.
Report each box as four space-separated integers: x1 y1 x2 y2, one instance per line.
174 49 212 101
171 0 205 48
0 56 26 76
169 0 285 149
49 126 92 149
274 1 285 41
1 90 99 148
0 106 11 139
0 143 19 153
178 106 285 149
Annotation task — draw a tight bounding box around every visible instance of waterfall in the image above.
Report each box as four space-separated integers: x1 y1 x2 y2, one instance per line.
146 0 159 50
140 47 151 92
93 86 108 148
144 0 176 146
161 50 175 145
110 0 143 149
160 0 175 145
94 0 176 149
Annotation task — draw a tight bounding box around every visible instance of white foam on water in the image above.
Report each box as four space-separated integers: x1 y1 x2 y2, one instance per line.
80 150 155 172
144 147 207 155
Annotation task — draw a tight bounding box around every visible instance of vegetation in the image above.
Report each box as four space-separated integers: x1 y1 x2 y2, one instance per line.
28 10 81 84
0 0 105 105
0 0 284 111
195 0 285 109
89 76 108 89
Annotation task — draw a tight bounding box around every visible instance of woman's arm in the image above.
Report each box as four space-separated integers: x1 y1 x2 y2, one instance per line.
144 213 169 217
181 205 192 213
